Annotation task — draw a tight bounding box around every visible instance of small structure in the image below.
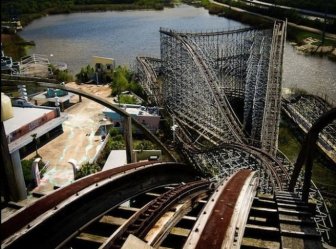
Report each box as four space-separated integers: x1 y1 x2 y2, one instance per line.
91 56 115 73
91 56 115 84
32 89 75 112
19 54 51 77
2 98 67 200
19 54 67 78
103 104 160 134
1 20 22 32
102 149 161 171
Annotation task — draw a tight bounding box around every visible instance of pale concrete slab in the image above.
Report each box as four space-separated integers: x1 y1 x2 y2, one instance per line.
103 150 127 171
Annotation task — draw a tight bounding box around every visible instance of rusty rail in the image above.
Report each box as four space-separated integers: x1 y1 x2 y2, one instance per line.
101 180 210 249
1 161 178 242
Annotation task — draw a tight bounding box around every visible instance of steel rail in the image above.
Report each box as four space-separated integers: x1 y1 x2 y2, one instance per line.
101 180 210 249
1 161 157 241
2 161 201 249
190 169 254 249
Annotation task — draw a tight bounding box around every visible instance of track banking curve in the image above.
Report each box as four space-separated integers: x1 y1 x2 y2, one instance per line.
1 19 333 248
2 161 200 248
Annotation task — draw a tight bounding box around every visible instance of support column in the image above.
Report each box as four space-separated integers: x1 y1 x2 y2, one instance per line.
1 122 27 201
123 116 134 163
10 151 27 200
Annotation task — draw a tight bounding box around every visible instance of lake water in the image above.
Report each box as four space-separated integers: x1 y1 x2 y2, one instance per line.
19 4 336 101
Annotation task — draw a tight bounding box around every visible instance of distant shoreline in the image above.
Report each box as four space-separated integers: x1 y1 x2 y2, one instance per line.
1 3 173 61
2 1 335 62
190 0 336 59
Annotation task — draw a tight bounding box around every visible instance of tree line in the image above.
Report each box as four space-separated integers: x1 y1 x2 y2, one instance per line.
1 0 174 24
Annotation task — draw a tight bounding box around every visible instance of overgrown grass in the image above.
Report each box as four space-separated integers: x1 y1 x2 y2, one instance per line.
287 26 336 46
1 33 33 60
278 116 336 246
278 118 336 193
278 121 302 162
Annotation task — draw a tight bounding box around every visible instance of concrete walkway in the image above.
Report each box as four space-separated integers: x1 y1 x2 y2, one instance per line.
27 84 113 195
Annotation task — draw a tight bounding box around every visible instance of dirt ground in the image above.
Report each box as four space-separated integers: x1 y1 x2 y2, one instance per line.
27 82 113 194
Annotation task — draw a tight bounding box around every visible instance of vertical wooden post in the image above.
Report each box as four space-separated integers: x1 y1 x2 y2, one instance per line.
123 116 134 163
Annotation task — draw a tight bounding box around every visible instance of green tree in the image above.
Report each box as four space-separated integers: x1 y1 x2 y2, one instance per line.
75 64 95 83
50 64 74 82
135 140 155 150
111 66 129 96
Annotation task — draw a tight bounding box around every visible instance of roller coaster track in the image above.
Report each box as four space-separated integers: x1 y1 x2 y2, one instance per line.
2 20 334 248
2 161 262 249
134 20 333 246
139 24 285 152
103 180 210 249
260 20 287 156
1 162 202 248
184 143 289 193
282 94 336 164
160 28 246 144
136 57 162 105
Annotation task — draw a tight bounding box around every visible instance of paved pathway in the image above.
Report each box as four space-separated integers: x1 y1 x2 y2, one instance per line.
27 84 113 194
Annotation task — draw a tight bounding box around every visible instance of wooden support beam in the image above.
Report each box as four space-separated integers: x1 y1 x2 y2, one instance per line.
123 116 134 163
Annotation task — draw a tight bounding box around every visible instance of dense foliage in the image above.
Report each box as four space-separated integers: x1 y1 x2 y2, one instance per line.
1 0 173 24
75 65 96 83
50 64 74 82
119 95 138 104
110 66 146 100
75 161 101 179
134 140 156 150
1 34 29 60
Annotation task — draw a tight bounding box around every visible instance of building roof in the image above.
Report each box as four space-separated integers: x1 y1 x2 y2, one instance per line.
4 107 54 135
3 106 67 153
103 105 159 117
33 91 75 103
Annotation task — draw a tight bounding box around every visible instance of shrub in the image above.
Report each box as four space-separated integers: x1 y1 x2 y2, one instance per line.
75 162 101 179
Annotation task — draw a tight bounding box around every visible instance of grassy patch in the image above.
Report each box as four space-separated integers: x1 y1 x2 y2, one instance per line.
278 121 302 162
1 33 32 60
278 118 336 193
312 159 336 193
279 116 336 246
287 26 336 46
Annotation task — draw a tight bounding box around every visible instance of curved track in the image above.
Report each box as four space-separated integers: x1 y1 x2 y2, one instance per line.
186 169 257 249
160 28 245 144
136 57 162 105
1 20 332 248
2 162 200 249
